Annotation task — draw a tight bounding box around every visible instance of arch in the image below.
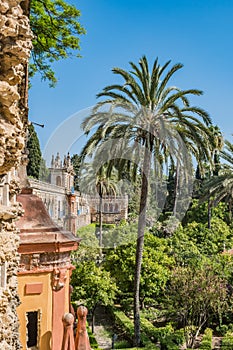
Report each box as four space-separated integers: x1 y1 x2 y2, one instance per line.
104 203 108 212
114 203 119 212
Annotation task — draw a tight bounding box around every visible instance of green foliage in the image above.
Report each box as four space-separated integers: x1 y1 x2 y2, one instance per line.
71 261 117 313
39 158 50 181
104 230 174 307
199 328 213 350
221 331 233 348
112 309 157 349
72 224 99 262
166 263 229 348
71 154 81 191
171 217 233 257
102 223 137 249
26 124 42 179
114 339 132 349
184 199 229 225
30 0 86 86
140 317 184 350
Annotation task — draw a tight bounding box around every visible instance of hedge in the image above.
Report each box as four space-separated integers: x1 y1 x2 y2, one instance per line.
221 331 233 348
199 328 213 350
113 309 158 349
111 309 185 350
140 317 184 350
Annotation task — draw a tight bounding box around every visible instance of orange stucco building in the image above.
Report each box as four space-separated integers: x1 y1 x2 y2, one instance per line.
16 189 80 350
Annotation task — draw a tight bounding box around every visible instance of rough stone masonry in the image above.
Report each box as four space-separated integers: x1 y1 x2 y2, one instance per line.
0 0 32 348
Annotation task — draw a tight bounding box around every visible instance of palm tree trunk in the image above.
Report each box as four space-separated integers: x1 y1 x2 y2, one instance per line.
173 161 180 216
207 199 211 229
134 146 151 347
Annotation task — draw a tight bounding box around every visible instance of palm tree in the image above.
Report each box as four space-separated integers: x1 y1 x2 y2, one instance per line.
201 139 233 224
81 56 213 346
79 163 117 254
197 125 224 228
209 125 224 176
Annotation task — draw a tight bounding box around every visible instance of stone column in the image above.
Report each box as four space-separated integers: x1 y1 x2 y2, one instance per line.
0 0 32 348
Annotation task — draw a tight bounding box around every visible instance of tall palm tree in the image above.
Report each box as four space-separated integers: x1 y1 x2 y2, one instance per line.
79 163 117 253
81 56 213 346
201 139 233 224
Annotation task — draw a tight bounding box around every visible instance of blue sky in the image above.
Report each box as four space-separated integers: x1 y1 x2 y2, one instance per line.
29 0 233 159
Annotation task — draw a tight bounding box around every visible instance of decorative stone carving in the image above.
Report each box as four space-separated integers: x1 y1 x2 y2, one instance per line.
0 0 32 175
53 268 68 291
0 0 32 348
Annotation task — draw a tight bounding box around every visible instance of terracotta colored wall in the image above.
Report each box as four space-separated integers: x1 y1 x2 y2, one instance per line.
17 272 53 350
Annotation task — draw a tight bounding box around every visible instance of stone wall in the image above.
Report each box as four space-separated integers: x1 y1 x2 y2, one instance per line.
0 0 32 348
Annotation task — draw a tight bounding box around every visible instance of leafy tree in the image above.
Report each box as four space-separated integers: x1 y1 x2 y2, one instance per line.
102 222 137 249
71 261 117 332
30 0 86 86
104 231 174 310
81 56 213 346
168 225 203 266
26 123 42 179
72 224 99 262
171 218 233 257
166 263 229 348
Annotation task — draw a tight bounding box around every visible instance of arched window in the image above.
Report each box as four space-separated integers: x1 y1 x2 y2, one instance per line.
109 203 113 212
114 204 119 212
56 176 61 186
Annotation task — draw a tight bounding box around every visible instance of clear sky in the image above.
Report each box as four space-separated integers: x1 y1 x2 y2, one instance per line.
29 0 233 159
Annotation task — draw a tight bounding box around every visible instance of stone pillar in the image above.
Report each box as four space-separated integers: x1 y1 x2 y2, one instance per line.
0 0 32 348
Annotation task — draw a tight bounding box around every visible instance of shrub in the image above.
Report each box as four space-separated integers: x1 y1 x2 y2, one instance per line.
112 309 158 349
114 339 132 349
140 317 184 350
199 328 213 350
221 331 233 348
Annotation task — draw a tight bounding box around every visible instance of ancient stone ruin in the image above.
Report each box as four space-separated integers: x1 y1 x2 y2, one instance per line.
0 0 32 348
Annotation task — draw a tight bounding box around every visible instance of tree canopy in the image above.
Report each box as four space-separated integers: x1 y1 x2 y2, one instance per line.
29 0 86 86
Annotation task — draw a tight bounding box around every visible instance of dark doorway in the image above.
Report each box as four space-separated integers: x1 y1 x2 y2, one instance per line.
27 311 38 348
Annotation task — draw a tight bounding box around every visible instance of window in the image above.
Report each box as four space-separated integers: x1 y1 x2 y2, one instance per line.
26 311 38 348
56 176 61 186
